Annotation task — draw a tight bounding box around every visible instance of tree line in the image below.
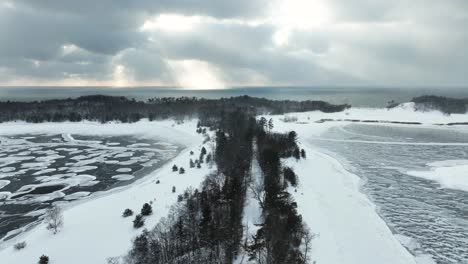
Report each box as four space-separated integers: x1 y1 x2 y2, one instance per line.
0 95 349 123
124 108 312 264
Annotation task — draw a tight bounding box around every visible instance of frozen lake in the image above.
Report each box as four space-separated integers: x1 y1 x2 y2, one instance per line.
311 124 468 264
0 133 179 241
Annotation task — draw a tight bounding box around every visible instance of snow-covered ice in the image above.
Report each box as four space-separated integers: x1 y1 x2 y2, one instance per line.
406 160 468 192
0 119 215 264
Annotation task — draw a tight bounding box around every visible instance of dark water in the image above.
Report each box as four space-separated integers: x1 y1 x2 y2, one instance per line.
311 124 468 263
1 86 468 107
0 134 178 242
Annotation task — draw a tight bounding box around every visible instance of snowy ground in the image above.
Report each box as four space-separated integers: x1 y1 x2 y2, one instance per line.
0 119 215 264
265 105 468 264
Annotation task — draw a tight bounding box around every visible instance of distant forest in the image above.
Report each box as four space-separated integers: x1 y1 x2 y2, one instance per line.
0 95 350 123
411 96 468 114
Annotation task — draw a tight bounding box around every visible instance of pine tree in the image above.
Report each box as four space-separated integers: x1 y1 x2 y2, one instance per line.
293 147 300 160
141 203 152 216
190 159 195 168
39 255 49 264
179 167 185 174
201 147 207 155
268 118 274 131
206 153 212 164
122 208 133 217
300 149 306 159
133 214 145 228
172 186 176 193
197 162 201 169
288 131 298 142
259 117 267 129
172 164 178 172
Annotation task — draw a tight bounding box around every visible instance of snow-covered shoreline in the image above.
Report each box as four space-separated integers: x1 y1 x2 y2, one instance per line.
0 119 215 263
266 106 468 264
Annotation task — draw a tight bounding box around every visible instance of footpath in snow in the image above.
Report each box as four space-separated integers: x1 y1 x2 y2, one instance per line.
0 119 215 264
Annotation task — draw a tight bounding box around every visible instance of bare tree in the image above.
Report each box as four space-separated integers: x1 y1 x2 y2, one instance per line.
45 205 64 234
250 180 265 210
301 225 315 264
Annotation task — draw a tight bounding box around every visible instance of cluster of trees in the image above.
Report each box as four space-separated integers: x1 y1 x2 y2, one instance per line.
125 109 255 263
124 108 312 264
246 120 311 263
0 95 349 123
411 95 468 115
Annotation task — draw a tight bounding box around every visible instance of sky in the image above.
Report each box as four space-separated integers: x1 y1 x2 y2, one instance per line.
0 0 467 89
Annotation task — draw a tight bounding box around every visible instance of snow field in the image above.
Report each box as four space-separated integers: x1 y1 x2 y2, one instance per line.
0 119 215 264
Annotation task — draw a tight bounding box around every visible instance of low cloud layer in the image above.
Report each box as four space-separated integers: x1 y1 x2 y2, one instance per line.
0 0 467 88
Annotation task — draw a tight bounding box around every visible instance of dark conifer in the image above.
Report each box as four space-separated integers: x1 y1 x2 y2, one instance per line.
141 203 152 216
133 214 145 228
122 208 134 217
39 255 49 264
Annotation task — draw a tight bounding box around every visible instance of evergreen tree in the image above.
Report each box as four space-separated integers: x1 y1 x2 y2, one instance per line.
201 147 207 155
189 159 195 168
268 118 274 131
39 255 49 264
300 149 306 159
172 186 176 193
141 203 153 216
288 131 298 142
293 147 300 160
122 208 134 217
179 167 185 174
133 214 145 228
206 153 212 164
259 117 267 129
197 162 201 169
283 167 298 187
172 164 178 172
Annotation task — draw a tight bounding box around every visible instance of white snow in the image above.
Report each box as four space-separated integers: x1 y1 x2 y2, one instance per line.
0 180 9 190
0 119 215 264
282 148 417 264
111 174 135 181
116 168 132 173
234 142 264 264
406 160 468 192
261 106 468 264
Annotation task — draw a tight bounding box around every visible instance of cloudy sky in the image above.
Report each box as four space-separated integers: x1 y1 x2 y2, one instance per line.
0 0 467 88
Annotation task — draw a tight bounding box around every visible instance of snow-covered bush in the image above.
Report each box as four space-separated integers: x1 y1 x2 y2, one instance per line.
282 115 298 123
122 209 133 217
14 241 26 250
106 256 121 264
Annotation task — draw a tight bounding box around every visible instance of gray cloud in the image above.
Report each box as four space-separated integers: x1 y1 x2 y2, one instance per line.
0 0 467 87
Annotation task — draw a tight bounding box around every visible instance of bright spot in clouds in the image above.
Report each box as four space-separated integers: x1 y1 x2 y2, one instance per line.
140 14 203 32
271 0 332 46
113 64 132 87
167 59 225 89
